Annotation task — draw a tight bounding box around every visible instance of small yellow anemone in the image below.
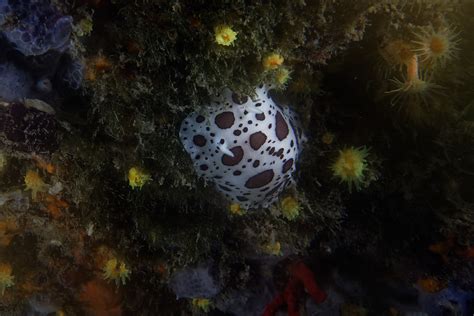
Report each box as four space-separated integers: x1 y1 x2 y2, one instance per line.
229 203 245 216
274 67 291 86
263 53 284 71
331 146 370 192
322 132 335 145
24 170 48 200
128 167 151 189
386 55 441 107
264 241 282 256
0 263 14 296
0 152 6 172
379 39 415 71
214 25 238 46
192 298 212 312
102 258 130 286
280 196 300 221
413 25 459 66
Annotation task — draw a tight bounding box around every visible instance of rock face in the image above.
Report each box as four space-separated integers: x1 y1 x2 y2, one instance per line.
179 85 304 209
0 0 83 95
0 102 58 154
169 264 221 299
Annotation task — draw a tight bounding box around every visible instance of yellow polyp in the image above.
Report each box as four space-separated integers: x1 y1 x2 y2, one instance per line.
263 53 284 71
0 263 14 296
192 298 212 312
229 203 245 216
275 67 291 86
280 196 300 221
406 55 419 82
214 25 237 46
24 170 48 200
264 241 282 256
102 258 131 286
331 147 369 192
128 167 151 189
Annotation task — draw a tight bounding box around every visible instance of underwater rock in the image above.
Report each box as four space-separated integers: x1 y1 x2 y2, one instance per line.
418 285 474 316
169 263 221 299
0 0 72 56
179 85 304 209
0 62 33 102
0 0 83 96
57 57 85 90
0 102 58 153
216 284 274 316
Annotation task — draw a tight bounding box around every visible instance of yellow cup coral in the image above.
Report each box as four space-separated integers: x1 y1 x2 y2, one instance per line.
0 263 14 296
280 196 300 221
264 241 282 256
263 53 284 71
331 146 370 192
274 67 292 86
102 258 131 286
192 298 212 312
0 152 6 173
128 167 151 189
413 25 459 67
229 203 245 216
214 24 237 46
24 170 48 200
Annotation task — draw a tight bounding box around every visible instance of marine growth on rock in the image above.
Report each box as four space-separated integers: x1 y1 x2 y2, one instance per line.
180 85 305 209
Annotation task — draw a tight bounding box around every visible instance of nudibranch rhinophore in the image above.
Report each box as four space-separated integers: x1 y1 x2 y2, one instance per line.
179 85 305 209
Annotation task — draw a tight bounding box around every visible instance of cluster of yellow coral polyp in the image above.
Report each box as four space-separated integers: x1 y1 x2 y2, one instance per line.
383 23 460 111
213 24 291 87
0 263 14 296
331 147 370 192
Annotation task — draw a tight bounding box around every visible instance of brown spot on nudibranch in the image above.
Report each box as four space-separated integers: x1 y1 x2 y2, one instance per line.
222 146 244 166
215 111 235 129
232 93 248 105
275 111 289 141
255 113 265 121
249 131 267 150
196 115 205 123
245 169 274 188
193 135 207 147
282 159 294 173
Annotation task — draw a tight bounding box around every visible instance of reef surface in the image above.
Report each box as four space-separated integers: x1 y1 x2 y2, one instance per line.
0 0 473 315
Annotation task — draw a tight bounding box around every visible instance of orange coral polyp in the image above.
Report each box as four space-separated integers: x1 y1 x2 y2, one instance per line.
406 55 419 82
430 36 446 55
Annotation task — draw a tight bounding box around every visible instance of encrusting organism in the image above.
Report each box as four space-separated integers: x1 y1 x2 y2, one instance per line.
102 258 131 286
263 53 284 71
386 55 441 106
274 67 292 87
128 167 151 190
331 146 370 192
280 196 300 221
0 262 14 296
412 24 460 67
214 24 238 46
229 203 245 216
24 170 48 200
192 298 212 312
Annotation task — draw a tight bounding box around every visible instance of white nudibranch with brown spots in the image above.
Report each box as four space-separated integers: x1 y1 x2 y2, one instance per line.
179 85 305 209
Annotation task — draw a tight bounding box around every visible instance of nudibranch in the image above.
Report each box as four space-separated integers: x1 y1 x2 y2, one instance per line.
179 85 305 209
